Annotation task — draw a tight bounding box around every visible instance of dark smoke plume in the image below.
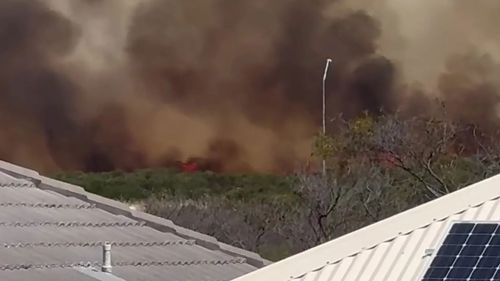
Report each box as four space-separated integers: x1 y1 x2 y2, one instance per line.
0 0 80 170
0 0 499 173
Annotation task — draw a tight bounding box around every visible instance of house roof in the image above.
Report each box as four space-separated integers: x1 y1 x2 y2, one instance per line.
0 160 268 281
232 174 500 281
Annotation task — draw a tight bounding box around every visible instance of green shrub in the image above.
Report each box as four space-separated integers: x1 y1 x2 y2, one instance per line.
52 169 296 202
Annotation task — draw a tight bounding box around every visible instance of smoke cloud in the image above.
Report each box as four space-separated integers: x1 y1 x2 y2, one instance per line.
0 0 499 173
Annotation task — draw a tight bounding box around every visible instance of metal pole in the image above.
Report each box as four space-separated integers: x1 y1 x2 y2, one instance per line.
322 58 333 176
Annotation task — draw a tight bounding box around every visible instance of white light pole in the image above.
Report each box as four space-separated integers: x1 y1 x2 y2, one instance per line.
322 58 333 176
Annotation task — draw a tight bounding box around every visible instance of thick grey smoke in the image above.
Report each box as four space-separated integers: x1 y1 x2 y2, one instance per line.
0 0 499 172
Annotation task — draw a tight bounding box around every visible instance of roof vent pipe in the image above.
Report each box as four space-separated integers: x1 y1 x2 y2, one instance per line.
102 242 112 273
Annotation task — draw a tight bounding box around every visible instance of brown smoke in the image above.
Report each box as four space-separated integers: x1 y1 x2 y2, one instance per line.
0 0 499 173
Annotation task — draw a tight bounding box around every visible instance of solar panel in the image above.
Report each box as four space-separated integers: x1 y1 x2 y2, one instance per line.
422 223 500 281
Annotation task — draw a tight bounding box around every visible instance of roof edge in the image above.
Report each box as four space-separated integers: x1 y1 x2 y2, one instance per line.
0 160 268 268
75 267 128 281
232 173 500 281
0 161 41 182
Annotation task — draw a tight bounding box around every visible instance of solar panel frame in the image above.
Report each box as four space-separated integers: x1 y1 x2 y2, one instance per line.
417 220 500 281
416 221 457 281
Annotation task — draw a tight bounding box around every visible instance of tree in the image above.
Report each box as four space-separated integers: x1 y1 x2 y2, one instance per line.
293 172 344 244
136 112 500 261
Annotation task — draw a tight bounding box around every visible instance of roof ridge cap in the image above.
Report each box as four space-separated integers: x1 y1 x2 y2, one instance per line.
0 161 41 181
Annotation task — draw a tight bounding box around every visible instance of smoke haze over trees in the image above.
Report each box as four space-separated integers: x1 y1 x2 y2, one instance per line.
57 113 500 260
1 0 500 172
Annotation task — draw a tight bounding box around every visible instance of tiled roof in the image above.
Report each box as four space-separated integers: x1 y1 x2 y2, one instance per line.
0 161 267 281
233 174 500 281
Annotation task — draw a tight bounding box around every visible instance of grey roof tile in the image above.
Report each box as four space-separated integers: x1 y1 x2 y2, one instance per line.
0 268 101 281
0 161 267 281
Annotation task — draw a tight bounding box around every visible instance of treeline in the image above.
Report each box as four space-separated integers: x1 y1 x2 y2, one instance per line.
55 169 295 202
54 113 500 260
